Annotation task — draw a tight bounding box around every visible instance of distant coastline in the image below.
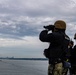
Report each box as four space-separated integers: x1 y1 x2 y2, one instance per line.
0 57 48 61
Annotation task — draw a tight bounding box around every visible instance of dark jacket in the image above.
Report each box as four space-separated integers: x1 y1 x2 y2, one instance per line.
39 30 70 63
71 45 76 64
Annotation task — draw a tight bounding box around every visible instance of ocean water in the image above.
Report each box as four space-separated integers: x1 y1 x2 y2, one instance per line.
0 60 48 75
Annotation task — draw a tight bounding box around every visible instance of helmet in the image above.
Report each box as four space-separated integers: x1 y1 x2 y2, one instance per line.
54 20 66 29
74 33 76 39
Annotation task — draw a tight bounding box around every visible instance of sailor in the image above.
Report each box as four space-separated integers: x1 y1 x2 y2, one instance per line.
39 20 70 75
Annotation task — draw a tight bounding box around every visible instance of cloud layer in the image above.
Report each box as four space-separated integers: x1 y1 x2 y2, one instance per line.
0 0 76 57
0 0 76 38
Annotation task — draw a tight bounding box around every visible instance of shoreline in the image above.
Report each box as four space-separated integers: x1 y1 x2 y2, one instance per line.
0 58 48 61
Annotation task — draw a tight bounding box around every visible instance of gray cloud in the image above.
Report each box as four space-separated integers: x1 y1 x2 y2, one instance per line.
0 0 76 39
0 0 76 57
0 0 76 17
0 21 39 37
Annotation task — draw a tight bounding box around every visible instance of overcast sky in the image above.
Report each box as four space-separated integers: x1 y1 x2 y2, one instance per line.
0 0 76 58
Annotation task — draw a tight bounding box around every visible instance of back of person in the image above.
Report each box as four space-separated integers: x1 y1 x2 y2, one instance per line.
71 45 76 74
71 33 76 63
71 33 76 74
71 45 76 63
48 31 69 59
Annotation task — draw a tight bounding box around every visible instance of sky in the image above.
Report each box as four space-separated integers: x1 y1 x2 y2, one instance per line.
0 0 76 58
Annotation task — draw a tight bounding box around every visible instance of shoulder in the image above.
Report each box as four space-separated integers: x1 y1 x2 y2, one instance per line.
52 32 63 37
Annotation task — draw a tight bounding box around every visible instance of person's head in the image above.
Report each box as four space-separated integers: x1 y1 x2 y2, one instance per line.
74 33 76 40
54 20 66 32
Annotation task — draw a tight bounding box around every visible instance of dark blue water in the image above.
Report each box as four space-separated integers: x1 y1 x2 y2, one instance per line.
0 60 48 75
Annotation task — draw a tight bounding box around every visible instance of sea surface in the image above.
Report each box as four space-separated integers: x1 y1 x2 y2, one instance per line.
0 59 48 75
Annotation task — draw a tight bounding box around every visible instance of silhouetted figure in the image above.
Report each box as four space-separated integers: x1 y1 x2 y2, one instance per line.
71 33 76 74
39 20 70 75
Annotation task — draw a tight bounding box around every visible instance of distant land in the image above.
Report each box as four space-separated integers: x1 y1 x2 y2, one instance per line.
0 57 48 61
